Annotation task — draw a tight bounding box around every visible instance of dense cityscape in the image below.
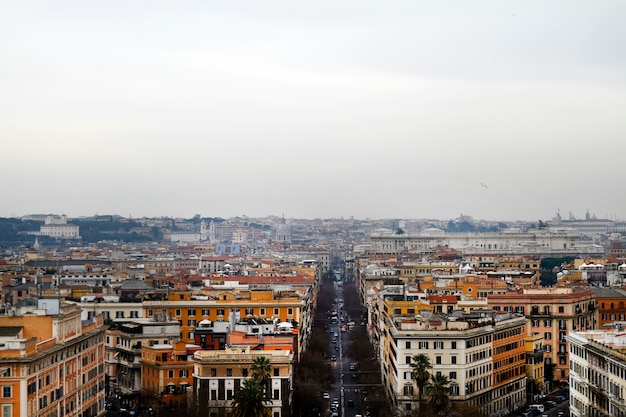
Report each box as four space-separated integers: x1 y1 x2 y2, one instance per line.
0 211 625 417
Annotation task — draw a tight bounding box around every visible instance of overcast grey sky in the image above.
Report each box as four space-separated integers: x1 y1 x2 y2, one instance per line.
1 1 625 221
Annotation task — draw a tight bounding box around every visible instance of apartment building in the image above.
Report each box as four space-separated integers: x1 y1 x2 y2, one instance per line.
489 288 597 383
105 313 181 401
590 287 626 328
141 340 202 408
193 348 294 417
567 327 626 417
142 288 313 356
525 334 547 400
0 299 106 417
384 310 527 417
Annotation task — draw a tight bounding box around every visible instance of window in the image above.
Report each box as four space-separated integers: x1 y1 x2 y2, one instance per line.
188 309 195 316
168 370 174 378
227 390 233 400
418 342 429 349
394 308 401 315
405 356 411 364
544 332 552 340
288 308 293 315
116 311 124 318
451 341 457 349
2 405 11 417
1 386 10 398
451 356 457 365
210 368 217 377
273 389 279 399
274 308 279 315
180 369 188 378
202 309 210 316
544 319 552 327
435 356 442 365
130 311 138 318
260 308 265 316
405 341 411 349
450 385 459 396
227 369 233 377
407 308 415 315
558 306 564 313
274 368 279 376
188 319 196 326
176 309 181 316
242 369 248 377
434 341 443 349
403 385 414 396
450 372 457 380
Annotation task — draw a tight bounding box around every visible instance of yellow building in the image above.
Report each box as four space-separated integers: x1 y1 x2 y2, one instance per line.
524 334 546 398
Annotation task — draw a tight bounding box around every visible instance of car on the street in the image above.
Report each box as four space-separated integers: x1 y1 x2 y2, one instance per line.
323 392 330 399
544 400 556 409
347 399 354 407
557 412 566 417
330 355 337 361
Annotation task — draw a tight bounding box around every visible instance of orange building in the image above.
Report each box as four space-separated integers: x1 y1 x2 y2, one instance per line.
141 341 202 408
590 287 626 328
142 287 314 356
492 314 527 412
0 299 106 417
488 287 597 383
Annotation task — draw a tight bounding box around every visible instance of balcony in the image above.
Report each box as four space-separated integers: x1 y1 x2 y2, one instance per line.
529 309 551 318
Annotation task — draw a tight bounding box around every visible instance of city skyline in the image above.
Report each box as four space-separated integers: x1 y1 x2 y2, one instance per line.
2 1 625 222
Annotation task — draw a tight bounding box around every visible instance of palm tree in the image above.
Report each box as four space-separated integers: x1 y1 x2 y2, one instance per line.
232 379 271 417
410 354 432 407
251 356 272 392
426 374 451 416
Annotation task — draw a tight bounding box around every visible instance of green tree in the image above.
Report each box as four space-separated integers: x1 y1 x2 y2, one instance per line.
426 374 451 416
231 379 271 417
251 356 272 392
410 354 432 407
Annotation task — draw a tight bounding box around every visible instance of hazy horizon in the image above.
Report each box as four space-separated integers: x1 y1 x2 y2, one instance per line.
2 1 625 222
